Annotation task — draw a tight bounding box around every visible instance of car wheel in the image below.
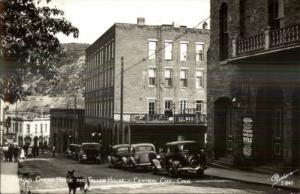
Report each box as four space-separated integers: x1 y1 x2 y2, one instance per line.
152 164 158 175
168 167 177 178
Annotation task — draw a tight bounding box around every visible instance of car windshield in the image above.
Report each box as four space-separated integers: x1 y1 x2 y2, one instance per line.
134 145 154 152
175 143 200 152
117 147 129 152
83 144 100 151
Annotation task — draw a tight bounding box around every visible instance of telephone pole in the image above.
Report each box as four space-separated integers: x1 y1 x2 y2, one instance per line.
120 57 124 144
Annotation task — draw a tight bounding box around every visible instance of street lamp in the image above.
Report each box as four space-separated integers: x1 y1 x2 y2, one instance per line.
91 132 95 142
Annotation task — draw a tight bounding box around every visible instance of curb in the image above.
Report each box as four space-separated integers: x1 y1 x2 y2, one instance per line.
205 170 299 191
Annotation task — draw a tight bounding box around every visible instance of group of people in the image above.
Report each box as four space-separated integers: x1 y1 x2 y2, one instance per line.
1 143 49 162
1 143 24 162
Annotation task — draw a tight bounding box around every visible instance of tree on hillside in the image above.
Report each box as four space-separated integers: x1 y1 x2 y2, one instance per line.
0 0 79 103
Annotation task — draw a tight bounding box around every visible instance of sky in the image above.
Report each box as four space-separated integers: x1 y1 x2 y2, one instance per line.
46 0 210 44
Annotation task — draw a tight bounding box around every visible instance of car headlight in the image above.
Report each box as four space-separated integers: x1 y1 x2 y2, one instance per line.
173 161 180 165
82 154 87 159
96 155 101 159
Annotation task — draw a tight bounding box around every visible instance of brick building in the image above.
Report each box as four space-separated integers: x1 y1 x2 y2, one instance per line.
50 109 85 153
208 0 300 168
85 18 209 151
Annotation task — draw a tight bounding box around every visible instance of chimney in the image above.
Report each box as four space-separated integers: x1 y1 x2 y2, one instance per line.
202 22 208 30
137 17 145 26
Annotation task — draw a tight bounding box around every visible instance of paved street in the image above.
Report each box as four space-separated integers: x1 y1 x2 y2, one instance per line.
18 154 293 194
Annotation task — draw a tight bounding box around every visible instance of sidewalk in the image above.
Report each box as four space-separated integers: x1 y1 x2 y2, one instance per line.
0 161 20 194
205 166 300 191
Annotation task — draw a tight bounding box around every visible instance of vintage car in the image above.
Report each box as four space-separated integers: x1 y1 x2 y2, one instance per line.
65 144 78 159
78 143 101 164
151 141 207 177
107 144 130 168
121 143 157 171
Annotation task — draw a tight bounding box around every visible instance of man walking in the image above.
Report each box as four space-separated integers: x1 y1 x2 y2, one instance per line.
52 145 56 157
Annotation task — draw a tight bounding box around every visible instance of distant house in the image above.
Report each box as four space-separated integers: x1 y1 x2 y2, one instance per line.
6 110 50 147
50 108 85 153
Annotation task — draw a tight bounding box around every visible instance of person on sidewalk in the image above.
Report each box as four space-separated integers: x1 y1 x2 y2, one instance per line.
13 144 20 163
52 145 56 157
8 144 13 162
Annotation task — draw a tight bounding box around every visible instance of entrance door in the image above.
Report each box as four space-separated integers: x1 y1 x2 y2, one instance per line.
214 97 233 158
272 108 283 160
256 87 283 163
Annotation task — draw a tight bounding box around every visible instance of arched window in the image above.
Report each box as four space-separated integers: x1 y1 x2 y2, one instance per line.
219 3 228 60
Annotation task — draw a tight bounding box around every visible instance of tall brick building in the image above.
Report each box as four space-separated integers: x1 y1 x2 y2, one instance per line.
208 0 300 168
85 18 209 151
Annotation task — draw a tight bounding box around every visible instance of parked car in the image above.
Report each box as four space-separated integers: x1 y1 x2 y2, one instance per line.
73 144 82 161
121 143 157 171
107 144 130 168
65 144 78 159
78 143 101 164
151 141 207 177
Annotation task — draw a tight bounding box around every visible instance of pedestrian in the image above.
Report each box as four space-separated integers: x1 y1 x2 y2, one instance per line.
19 147 26 161
52 145 56 157
8 144 13 162
13 145 19 162
3 145 9 161
32 146 36 158
36 146 39 157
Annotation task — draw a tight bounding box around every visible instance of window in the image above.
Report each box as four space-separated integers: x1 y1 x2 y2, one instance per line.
220 3 228 60
196 70 204 88
180 42 188 61
148 68 156 87
148 41 157 60
180 100 187 114
35 124 37 133
196 43 204 61
269 0 285 29
164 68 173 87
165 100 173 111
165 41 173 60
45 124 47 133
26 124 30 134
180 69 188 87
40 124 43 133
196 100 203 112
148 101 156 115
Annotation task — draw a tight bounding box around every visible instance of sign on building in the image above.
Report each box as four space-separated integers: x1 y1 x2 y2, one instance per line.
242 117 253 157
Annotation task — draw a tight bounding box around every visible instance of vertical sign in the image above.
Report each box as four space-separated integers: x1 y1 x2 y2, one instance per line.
242 117 253 157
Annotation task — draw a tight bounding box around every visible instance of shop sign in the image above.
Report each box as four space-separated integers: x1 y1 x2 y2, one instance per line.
242 117 253 157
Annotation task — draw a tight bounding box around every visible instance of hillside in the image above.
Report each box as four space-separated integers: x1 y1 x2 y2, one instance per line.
17 43 89 111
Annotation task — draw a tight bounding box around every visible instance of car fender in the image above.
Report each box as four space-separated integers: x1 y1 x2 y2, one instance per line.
121 156 128 165
152 159 161 169
130 156 136 165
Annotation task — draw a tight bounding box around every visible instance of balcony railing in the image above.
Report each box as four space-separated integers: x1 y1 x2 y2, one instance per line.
271 24 300 47
236 33 265 55
232 23 300 57
114 113 207 124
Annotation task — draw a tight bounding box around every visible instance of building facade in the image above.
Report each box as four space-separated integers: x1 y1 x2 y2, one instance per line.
208 0 300 168
5 110 50 147
50 108 85 153
85 18 209 150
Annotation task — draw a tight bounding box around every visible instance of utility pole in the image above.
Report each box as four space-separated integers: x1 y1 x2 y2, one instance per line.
73 95 77 144
120 57 124 144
